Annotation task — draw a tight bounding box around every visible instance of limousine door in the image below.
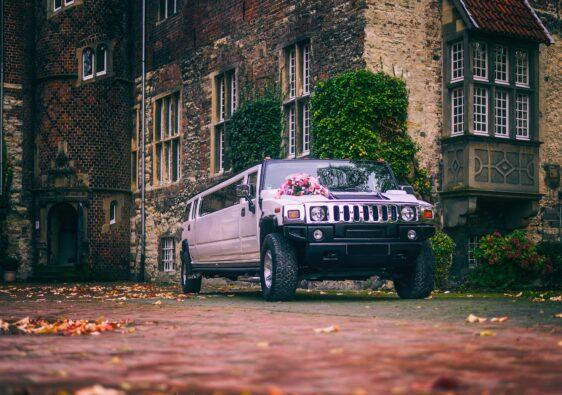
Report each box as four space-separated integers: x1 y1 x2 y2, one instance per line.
194 179 243 263
239 171 259 261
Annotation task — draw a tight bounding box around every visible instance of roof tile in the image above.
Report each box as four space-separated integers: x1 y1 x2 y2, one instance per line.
461 0 552 44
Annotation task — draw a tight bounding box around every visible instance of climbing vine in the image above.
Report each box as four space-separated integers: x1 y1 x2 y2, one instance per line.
228 94 283 173
311 70 431 198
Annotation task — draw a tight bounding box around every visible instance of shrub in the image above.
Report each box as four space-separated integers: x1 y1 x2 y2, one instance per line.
229 96 283 173
430 230 456 289
536 241 562 288
468 231 553 289
311 69 431 198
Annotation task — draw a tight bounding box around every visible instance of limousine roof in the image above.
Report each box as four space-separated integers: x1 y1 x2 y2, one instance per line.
187 158 393 202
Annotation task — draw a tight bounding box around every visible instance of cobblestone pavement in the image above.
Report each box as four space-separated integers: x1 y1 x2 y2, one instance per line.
0 282 561 395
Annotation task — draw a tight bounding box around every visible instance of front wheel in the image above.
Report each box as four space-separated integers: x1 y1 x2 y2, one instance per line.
260 233 299 301
181 250 202 294
394 241 434 299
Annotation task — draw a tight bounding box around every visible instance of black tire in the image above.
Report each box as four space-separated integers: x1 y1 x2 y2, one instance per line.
260 233 299 301
181 248 202 294
394 240 434 299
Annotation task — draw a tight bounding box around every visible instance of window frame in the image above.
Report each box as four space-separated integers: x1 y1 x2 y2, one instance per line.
472 86 488 135
160 238 176 273
95 44 107 76
451 88 464 136
283 40 312 159
158 0 178 23
109 201 117 225
212 69 237 175
494 45 509 85
152 91 182 187
515 93 530 140
82 48 94 81
494 90 509 138
450 41 464 82
472 41 488 82
131 106 140 191
515 49 529 88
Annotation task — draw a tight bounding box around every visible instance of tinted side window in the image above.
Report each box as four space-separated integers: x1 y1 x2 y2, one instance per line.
184 202 192 221
199 180 242 216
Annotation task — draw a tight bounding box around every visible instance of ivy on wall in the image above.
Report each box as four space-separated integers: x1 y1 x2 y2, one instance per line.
229 95 283 173
310 70 431 198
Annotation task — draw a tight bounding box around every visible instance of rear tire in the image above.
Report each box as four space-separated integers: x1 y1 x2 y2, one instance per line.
260 233 298 301
394 241 434 299
181 249 202 294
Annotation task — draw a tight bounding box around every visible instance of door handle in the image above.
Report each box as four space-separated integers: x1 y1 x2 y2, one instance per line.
241 208 246 217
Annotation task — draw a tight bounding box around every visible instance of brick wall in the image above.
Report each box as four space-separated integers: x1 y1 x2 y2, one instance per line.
1 0 35 279
32 0 133 277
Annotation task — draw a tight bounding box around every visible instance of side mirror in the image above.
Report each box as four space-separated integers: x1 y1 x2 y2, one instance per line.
236 184 251 199
399 185 415 195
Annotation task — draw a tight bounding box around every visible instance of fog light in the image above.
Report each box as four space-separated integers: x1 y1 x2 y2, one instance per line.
313 229 324 241
407 230 417 240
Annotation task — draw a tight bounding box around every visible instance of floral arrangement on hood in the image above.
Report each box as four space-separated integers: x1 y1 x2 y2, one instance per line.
277 173 331 198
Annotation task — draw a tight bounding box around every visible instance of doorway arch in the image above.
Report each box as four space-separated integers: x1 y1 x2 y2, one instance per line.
48 203 78 266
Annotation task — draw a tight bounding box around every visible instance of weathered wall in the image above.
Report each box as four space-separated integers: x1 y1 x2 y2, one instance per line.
363 0 443 182
532 0 562 240
1 0 35 279
131 0 367 281
32 0 133 278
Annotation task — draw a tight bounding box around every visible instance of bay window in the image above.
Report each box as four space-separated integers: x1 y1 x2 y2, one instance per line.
494 90 509 137
515 94 530 139
473 87 488 135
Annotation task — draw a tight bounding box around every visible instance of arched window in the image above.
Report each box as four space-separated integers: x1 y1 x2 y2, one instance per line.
82 48 94 80
109 201 117 225
96 44 107 76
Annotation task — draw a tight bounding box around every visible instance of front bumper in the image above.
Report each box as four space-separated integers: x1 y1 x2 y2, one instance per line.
283 223 435 271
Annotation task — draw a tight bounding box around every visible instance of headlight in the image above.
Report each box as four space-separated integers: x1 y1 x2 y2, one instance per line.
400 206 416 221
310 206 328 222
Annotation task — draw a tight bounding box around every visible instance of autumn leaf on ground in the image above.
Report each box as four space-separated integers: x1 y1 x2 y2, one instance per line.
257 342 270 348
558 341 562 347
0 317 129 336
490 316 509 323
314 325 339 333
153 300 162 305
476 330 496 337
466 314 487 323
75 385 125 395
550 296 562 302
554 313 562 318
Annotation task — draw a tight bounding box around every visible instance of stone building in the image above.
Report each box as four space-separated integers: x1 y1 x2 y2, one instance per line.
0 0 560 281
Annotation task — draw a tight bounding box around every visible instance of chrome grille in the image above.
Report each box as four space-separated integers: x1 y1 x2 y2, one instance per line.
330 204 401 223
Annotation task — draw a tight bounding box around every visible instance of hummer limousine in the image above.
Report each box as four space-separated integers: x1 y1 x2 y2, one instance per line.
180 159 436 301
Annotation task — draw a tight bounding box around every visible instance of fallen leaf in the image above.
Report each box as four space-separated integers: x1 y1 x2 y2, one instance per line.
431 376 461 391
153 300 162 305
466 314 487 324
515 292 523 297
257 342 270 348
314 325 339 333
490 316 509 323
550 296 562 302
329 348 344 355
267 386 284 395
477 330 496 337
554 313 562 318
75 385 125 395
111 356 121 364
558 340 562 347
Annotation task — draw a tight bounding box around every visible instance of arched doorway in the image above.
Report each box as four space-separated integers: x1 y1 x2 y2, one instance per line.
48 203 78 266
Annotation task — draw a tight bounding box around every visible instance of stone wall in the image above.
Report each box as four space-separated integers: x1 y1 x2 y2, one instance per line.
1 0 35 279
363 0 443 182
532 1 562 240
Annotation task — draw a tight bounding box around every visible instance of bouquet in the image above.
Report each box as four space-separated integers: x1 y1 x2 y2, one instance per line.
277 173 331 198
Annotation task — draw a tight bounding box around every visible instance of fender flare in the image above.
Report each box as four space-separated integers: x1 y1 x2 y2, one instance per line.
259 215 280 247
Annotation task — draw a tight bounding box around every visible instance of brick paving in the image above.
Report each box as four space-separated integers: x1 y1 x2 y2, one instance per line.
0 283 561 395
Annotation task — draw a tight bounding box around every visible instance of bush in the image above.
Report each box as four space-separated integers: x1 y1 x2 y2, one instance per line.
311 69 431 198
229 96 283 173
536 241 562 288
0 256 18 272
468 231 553 289
430 230 456 289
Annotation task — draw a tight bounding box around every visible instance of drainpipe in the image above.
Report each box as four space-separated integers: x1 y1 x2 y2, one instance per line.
0 0 4 197
139 0 146 282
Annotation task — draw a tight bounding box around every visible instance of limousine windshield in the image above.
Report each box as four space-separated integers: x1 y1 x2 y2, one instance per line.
262 160 398 193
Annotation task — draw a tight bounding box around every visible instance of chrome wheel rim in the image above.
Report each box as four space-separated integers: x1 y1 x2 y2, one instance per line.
264 250 273 289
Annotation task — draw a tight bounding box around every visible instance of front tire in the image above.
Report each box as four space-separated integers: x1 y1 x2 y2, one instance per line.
394 241 434 299
260 233 298 301
181 249 202 294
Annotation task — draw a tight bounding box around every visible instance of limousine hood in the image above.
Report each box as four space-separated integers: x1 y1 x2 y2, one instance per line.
261 189 421 204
